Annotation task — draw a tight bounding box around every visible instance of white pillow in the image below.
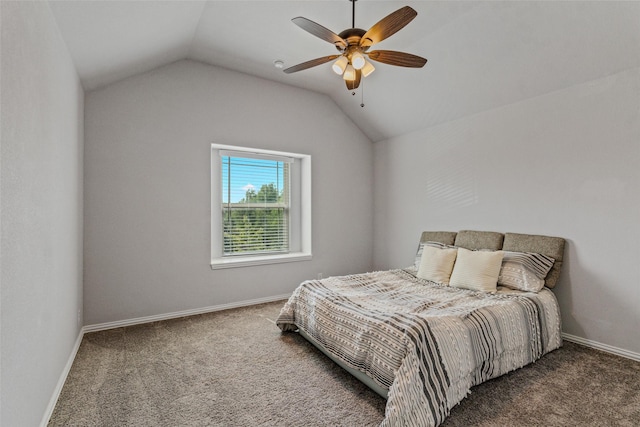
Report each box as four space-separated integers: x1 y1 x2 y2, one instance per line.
414 241 456 269
417 245 458 284
450 248 504 293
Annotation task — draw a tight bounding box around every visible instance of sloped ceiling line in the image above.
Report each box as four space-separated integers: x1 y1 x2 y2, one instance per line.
48 1 640 142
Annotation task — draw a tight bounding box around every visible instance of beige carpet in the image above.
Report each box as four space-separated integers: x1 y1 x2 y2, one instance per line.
50 301 640 426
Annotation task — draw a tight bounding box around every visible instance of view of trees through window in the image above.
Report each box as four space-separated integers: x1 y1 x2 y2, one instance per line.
222 156 289 255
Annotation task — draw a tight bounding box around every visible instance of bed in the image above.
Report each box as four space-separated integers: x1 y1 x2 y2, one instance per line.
276 230 566 426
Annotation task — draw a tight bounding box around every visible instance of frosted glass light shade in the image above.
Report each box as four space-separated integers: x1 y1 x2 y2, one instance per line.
351 51 365 69
361 60 375 77
342 64 356 81
332 56 349 75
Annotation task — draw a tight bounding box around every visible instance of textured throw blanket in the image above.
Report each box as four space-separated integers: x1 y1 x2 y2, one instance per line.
276 269 562 427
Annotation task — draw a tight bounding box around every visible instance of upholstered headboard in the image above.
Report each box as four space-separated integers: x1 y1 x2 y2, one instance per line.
419 230 565 288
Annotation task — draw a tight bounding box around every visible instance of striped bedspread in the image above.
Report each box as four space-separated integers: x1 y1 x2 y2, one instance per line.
276 268 562 427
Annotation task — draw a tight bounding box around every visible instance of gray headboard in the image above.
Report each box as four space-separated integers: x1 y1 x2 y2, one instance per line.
419 230 565 288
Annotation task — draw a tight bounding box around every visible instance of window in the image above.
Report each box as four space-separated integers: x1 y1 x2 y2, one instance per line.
221 153 290 255
211 144 312 269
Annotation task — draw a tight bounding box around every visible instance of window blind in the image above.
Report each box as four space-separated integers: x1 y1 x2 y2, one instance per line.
221 154 290 256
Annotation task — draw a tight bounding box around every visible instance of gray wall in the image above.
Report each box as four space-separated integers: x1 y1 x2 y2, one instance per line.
84 60 374 325
374 67 640 354
1 2 84 426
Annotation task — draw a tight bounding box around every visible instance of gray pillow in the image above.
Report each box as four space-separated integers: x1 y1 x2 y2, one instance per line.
502 233 565 288
498 251 555 292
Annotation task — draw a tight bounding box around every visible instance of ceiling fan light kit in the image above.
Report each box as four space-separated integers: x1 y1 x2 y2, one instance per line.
332 56 349 75
284 0 427 94
343 64 356 81
351 51 366 69
361 60 375 77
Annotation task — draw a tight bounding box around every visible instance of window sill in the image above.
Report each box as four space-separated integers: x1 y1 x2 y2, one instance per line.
210 252 312 270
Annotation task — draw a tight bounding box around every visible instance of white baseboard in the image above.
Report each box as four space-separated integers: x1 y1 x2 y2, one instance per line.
83 293 291 333
40 328 85 427
562 332 640 362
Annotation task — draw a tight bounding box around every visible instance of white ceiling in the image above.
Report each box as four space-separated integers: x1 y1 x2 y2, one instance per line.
48 1 640 142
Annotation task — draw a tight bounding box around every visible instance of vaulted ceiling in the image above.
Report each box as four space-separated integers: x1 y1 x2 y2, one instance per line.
49 1 640 142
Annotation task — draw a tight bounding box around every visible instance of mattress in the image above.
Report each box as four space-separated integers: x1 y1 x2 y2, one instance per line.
276 268 562 427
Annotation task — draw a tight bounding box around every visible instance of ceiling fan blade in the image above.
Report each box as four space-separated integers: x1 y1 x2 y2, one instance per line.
283 55 340 74
360 6 417 48
345 69 362 90
367 50 427 68
292 17 347 50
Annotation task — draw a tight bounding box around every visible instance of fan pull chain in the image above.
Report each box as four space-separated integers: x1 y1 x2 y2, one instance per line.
360 79 365 108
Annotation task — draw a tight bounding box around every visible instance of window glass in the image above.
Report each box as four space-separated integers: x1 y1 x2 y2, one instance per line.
221 155 290 256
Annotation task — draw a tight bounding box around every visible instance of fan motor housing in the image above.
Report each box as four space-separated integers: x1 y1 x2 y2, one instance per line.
337 28 369 52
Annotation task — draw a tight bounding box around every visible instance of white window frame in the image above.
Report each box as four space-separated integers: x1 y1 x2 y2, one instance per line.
211 143 312 269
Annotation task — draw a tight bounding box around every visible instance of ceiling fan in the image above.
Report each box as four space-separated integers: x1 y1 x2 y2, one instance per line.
283 0 427 91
